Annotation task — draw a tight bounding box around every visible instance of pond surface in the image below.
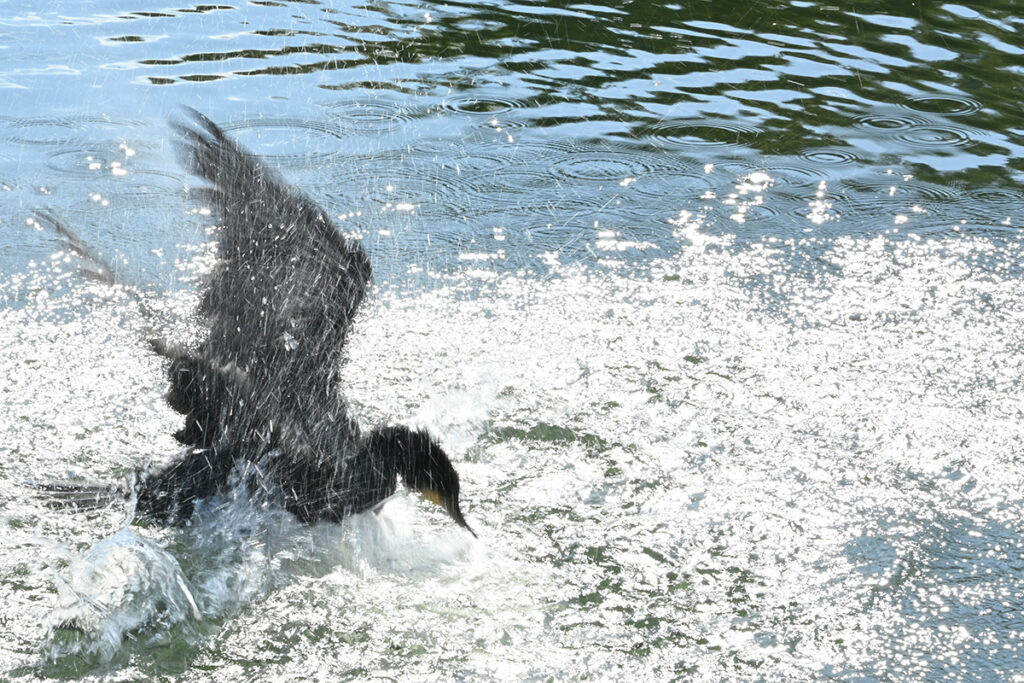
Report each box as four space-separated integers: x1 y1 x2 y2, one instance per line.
1 1 1023 680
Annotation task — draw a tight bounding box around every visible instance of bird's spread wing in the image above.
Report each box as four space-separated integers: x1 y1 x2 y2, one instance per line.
173 108 372 407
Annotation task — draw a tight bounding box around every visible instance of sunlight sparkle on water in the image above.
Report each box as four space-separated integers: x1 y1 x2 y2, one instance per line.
2 1 1024 677
2 196 1023 681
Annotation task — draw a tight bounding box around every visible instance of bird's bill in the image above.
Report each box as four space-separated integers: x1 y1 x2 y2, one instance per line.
446 501 478 539
420 488 477 538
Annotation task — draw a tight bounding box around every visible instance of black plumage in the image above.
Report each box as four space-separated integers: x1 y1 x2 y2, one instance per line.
37 109 474 537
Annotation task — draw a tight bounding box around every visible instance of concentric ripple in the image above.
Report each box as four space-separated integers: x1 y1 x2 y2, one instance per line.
901 94 982 116
221 119 347 166
357 165 485 218
443 95 527 115
850 113 926 131
482 191 608 224
968 188 1024 207
44 148 133 179
640 120 763 148
896 124 975 148
842 176 962 203
833 175 967 224
799 148 860 165
0 116 149 147
958 188 1024 229
324 100 416 132
550 151 665 183
624 170 715 201
475 168 553 194
475 117 529 131
447 152 513 174
753 163 825 190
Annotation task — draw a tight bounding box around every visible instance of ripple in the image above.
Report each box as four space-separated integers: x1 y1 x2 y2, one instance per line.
1 116 81 146
761 164 828 189
843 176 961 202
960 188 1024 227
477 168 553 193
895 124 974 148
903 180 962 203
415 137 578 168
477 118 529 130
640 120 763 148
113 170 186 204
502 138 584 161
585 166 712 204
443 95 527 116
710 160 826 190
452 171 608 221
850 113 924 131
1 116 148 146
447 152 513 174
45 148 123 178
902 95 981 116
788 190 843 217
616 170 714 202
729 202 782 223
482 192 605 223
968 187 1024 206
324 100 415 132
835 176 964 220
357 166 483 218
551 152 663 183
471 117 530 139
799 148 860 165
520 222 602 255
221 119 346 166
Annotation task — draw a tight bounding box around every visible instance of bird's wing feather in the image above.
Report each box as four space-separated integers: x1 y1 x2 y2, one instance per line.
173 108 372 404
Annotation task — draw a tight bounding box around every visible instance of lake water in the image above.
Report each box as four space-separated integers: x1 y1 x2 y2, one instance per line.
1 1 1023 680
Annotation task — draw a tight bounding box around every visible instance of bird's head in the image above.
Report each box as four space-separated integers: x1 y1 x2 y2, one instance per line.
367 425 475 537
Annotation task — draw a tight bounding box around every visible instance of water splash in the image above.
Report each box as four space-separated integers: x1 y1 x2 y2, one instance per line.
44 529 201 664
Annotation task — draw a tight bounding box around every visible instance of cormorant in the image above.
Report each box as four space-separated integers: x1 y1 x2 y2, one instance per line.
36 109 475 537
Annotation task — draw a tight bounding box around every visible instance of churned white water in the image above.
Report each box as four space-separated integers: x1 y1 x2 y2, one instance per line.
2 224 1022 679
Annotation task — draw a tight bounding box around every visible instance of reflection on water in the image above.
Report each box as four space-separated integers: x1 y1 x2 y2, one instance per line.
1 0 1023 680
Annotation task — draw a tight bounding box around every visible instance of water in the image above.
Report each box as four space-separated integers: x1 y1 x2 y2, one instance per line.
1 1 1023 680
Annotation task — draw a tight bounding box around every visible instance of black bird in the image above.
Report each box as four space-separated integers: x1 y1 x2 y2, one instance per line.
36 109 474 537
